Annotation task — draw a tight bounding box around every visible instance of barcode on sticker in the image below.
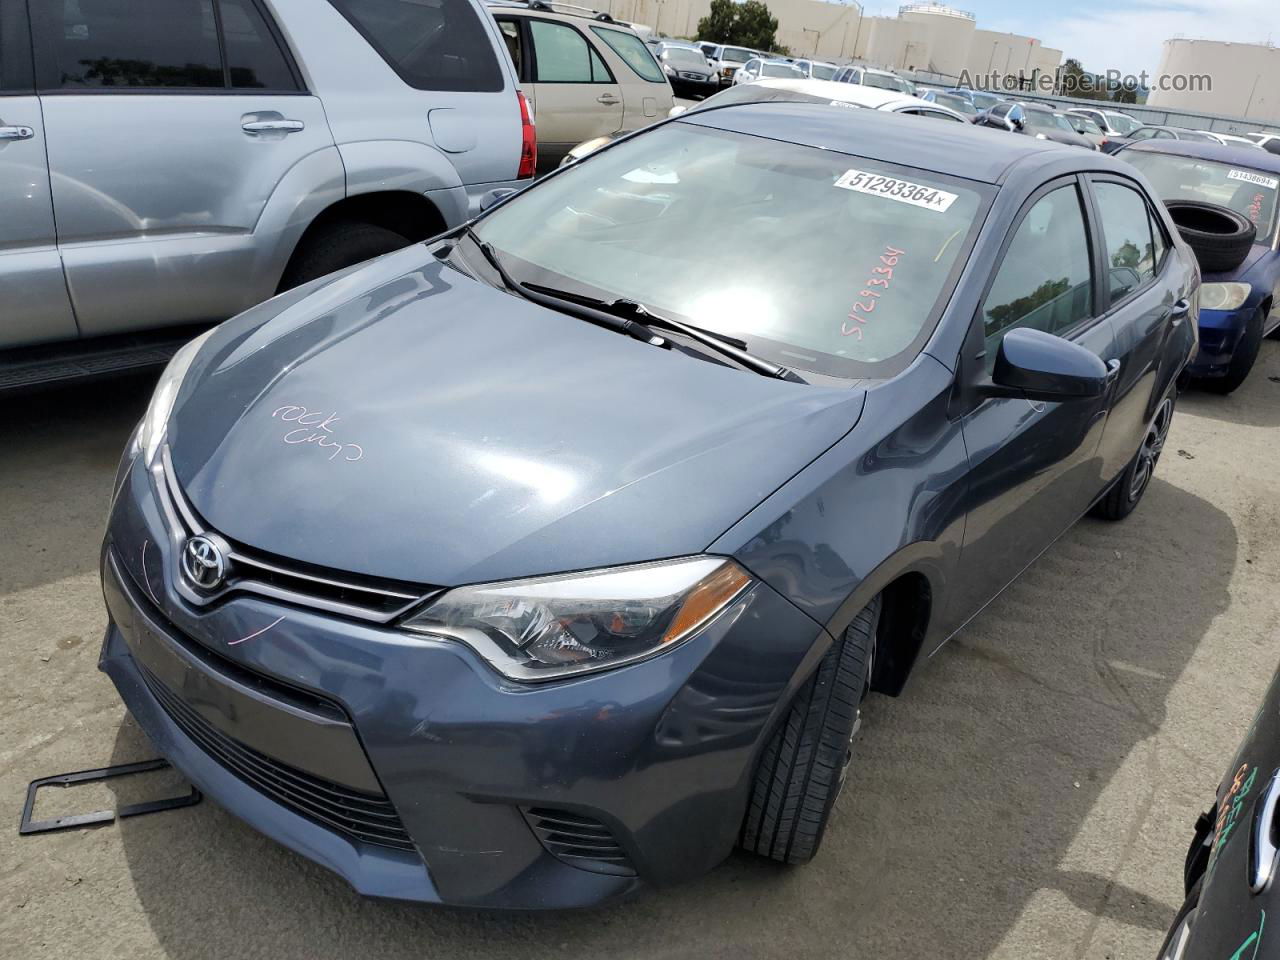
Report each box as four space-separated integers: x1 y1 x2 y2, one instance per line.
1228 169 1279 190
834 169 958 212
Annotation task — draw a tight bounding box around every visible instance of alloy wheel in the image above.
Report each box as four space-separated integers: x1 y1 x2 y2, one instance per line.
1130 398 1173 502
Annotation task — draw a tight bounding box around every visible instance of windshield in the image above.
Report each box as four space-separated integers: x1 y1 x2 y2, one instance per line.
762 62 803 78
474 123 987 379
863 72 910 93
664 47 707 67
970 92 1002 110
1107 113 1141 135
935 93 976 116
811 63 837 80
722 47 753 63
1125 151 1279 240
1024 110 1073 133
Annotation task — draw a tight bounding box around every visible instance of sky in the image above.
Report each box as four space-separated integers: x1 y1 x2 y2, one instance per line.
860 0 1279 79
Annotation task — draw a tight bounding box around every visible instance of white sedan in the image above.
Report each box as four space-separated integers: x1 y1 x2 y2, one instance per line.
559 78 970 167
675 77 971 121
732 58 806 85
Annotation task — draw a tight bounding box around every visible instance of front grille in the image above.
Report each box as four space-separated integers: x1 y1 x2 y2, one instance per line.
522 807 636 876
142 666 416 852
156 447 436 622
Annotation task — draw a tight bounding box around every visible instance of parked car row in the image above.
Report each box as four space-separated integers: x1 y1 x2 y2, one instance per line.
0 0 673 386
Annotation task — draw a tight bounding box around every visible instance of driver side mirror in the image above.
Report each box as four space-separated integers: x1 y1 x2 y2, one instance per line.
982 328 1110 402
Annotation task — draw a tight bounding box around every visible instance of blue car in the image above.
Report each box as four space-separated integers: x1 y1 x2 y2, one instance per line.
1119 140 1280 392
100 106 1197 908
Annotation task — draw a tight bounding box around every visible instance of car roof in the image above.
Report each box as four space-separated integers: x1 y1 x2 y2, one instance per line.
1125 138 1280 173
677 99 1105 184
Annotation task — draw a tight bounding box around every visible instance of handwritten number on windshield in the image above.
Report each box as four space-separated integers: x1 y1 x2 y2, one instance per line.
843 246 905 339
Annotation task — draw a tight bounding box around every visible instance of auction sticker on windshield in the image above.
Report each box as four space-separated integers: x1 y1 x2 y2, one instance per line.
834 169 958 212
1228 169 1280 190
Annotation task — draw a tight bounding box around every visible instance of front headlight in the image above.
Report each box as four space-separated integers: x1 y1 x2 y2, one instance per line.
1199 282 1252 312
402 557 752 681
135 327 216 467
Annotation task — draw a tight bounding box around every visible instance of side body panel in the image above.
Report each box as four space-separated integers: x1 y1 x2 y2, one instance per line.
0 94 79 347
41 94 339 335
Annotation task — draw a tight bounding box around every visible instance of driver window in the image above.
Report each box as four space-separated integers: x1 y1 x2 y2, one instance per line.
981 185 1095 371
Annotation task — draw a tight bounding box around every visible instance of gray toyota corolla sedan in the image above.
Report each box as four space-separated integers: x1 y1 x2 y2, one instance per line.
100 105 1198 909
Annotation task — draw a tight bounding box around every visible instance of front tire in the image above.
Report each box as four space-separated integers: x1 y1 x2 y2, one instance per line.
740 595 879 865
1204 307 1264 394
1093 395 1174 521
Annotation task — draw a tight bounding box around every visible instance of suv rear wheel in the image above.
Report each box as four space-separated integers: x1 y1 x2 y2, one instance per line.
740 594 879 865
280 221 411 291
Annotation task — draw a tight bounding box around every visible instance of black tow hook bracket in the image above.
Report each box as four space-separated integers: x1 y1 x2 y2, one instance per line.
19 759 201 835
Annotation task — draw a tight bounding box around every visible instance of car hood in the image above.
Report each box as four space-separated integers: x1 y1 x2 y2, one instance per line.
167 247 865 587
1203 242 1274 283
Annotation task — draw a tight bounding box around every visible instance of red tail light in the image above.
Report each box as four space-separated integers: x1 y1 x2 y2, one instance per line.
517 91 537 179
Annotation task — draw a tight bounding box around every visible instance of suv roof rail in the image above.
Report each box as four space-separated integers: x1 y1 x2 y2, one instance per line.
486 0 619 23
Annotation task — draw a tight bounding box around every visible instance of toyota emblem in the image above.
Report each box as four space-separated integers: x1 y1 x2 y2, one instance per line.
181 535 228 591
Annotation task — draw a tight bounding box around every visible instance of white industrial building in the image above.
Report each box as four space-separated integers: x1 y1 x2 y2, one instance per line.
1148 38 1280 124
599 0 1061 85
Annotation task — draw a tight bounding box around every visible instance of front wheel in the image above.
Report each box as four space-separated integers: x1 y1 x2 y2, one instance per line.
740 594 879 865
1203 307 1264 394
1093 395 1174 521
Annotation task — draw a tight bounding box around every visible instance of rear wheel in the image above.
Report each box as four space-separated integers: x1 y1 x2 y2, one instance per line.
1204 307 1264 394
1093 395 1174 521
279 221 411 291
740 595 879 865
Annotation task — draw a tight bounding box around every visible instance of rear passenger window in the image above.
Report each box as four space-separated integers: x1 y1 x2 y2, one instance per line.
590 26 663 83
982 185 1094 369
220 0 298 90
36 0 224 89
327 0 503 92
530 21 592 83
1093 181 1158 302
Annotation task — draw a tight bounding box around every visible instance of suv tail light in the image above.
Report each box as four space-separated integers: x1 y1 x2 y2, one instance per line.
517 91 537 179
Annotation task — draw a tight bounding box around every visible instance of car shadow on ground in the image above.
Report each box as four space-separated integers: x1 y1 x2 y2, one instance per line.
103 474 1235 960
1177 340 1280 429
1 372 157 597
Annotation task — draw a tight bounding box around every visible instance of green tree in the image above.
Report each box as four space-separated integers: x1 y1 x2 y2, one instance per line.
696 0 780 52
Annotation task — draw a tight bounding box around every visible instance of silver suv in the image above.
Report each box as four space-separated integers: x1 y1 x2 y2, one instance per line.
0 0 533 384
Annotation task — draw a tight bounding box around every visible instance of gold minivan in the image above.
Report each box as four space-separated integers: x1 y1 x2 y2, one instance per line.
490 1 674 171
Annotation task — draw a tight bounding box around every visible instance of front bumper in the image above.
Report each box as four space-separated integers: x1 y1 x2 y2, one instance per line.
100 453 827 908
1187 306 1250 377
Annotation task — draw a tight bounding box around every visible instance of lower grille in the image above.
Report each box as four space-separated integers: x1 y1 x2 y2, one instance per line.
522 807 636 876
141 667 416 852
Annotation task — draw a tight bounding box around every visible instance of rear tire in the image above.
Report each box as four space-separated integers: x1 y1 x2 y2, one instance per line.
1203 307 1264 394
279 221 411 291
1093 394 1174 521
740 595 879 865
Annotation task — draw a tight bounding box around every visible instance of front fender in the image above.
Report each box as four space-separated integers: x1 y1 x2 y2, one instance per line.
338 140 469 226
709 354 968 668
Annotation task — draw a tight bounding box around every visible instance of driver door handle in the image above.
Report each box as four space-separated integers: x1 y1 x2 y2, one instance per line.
596 94 620 105
0 124 35 141
242 119 305 134
1105 358 1121 384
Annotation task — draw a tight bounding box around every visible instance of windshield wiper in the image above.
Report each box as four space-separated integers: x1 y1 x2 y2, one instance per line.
522 284 805 382
458 227 669 348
